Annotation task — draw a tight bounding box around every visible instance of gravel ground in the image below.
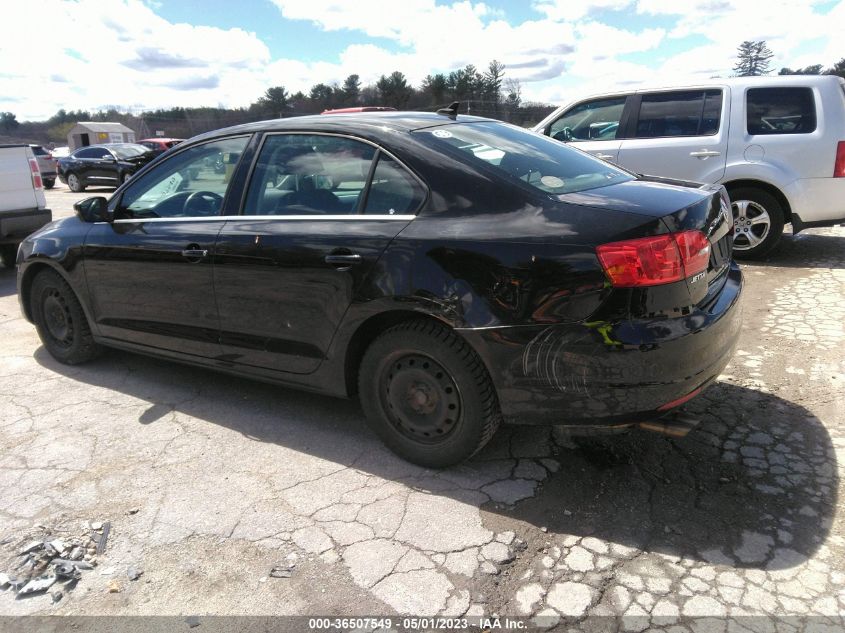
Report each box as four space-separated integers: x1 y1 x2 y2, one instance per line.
0 182 843 630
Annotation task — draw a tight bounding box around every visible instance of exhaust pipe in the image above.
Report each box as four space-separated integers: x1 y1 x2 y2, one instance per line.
638 412 700 438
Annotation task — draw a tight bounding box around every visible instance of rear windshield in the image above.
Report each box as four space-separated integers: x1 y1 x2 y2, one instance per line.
110 144 151 159
414 121 633 195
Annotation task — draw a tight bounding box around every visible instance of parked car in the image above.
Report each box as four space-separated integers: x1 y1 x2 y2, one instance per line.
29 145 57 189
138 137 185 157
57 143 156 192
0 144 51 267
17 112 741 467
534 75 845 258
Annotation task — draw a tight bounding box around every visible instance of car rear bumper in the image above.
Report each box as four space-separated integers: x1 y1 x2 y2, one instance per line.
0 208 52 245
458 262 743 426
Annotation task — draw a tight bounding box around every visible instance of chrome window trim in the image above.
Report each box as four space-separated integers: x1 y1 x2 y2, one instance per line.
103 214 417 225
244 130 429 216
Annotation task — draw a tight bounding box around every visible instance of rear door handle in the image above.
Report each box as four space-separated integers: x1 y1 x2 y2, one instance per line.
181 248 208 259
689 150 721 158
594 153 615 160
325 253 362 266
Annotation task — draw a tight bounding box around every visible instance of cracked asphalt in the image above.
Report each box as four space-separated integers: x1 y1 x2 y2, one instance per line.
1 183 843 629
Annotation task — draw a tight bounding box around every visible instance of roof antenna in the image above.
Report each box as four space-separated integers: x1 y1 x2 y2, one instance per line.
436 101 460 120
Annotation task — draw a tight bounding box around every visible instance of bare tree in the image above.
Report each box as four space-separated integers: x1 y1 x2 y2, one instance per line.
734 41 774 76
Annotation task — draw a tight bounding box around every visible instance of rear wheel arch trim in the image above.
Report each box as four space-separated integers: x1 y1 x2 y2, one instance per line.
342 309 470 397
722 179 792 223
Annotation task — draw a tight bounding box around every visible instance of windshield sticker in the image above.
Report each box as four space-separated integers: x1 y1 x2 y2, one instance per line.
432 129 453 138
540 175 565 188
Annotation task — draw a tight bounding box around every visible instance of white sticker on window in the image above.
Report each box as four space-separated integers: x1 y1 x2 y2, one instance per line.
540 175 565 188
432 129 453 138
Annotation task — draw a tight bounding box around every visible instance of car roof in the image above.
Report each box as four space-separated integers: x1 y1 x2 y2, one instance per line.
187 111 494 145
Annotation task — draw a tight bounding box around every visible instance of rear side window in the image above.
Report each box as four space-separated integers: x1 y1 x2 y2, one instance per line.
363 154 426 215
746 87 816 135
634 90 723 138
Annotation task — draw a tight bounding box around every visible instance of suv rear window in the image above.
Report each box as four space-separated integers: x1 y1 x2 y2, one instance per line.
634 90 723 138
416 121 633 195
746 87 816 135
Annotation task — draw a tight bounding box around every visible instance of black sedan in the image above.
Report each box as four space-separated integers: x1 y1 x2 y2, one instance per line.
17 112 742 467
57 143 156 192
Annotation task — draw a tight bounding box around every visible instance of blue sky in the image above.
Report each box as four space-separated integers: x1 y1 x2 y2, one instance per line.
1 0 842 120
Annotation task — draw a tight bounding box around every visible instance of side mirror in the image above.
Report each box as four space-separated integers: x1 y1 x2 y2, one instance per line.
74 196 111 223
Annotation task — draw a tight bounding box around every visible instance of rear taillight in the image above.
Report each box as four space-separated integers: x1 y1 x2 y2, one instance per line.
834 141 845 178
597 230 711 288
28 158 43 190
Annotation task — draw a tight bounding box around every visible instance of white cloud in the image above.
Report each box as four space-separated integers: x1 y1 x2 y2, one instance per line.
0 0 842 121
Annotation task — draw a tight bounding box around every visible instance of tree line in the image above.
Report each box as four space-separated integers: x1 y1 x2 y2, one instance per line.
3 60 554 144
734 40 844 78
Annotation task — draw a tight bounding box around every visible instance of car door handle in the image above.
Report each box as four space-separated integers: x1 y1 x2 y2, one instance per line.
689 150 721 158
593 153 615 160
181 248 208 259
325 253 362 266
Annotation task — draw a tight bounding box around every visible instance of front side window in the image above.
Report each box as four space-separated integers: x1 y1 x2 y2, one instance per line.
416 121 633 196
634 90 723 138
549 97 626 142
244 134 376 215
746 87 816 135
118 136 248 219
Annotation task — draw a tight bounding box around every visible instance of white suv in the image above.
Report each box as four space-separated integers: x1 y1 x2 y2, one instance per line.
534 75 845 258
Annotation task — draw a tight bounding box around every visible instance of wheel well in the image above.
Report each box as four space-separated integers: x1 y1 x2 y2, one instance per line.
344 311 447 396
19 262 53 322
723 179 792 223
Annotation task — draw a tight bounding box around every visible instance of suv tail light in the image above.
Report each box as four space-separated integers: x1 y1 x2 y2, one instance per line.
597 230 711 288
28 158 43 190
834 141 845 178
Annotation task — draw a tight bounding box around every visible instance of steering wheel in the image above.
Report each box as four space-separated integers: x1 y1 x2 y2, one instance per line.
552 126 573 142
184 191 223 216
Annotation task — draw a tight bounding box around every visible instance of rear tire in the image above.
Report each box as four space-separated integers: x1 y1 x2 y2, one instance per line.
729 187 784 259
30 269 101 364
1 244 18 268
67 172 85 193
43 178 55 189
358 320 501 468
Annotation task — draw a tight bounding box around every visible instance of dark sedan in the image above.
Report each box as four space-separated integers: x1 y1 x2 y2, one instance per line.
17 112 742 467
57 143 156 191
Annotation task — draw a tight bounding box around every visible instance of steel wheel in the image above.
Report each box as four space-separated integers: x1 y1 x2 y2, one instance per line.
30 270 101 364
42 289 74 349
382 353 462 444
359 320 501 468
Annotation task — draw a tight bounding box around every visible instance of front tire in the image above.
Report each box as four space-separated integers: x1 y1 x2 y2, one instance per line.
66 172 85 193
30 269 101 364
730 187 784 259
358 320 501 468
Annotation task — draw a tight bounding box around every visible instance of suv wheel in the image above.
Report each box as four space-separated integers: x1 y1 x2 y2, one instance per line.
30 269 101 364
67 173 85 193
729 187 784 259
43 178 55 189
358 320 501 468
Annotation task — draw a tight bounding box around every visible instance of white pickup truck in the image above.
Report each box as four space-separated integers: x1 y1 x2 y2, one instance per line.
0 144 52 266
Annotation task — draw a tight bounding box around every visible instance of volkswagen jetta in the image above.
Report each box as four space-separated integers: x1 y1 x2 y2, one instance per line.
16 111 742 467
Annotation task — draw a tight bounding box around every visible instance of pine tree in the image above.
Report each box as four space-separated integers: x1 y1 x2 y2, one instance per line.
734 41 774 76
